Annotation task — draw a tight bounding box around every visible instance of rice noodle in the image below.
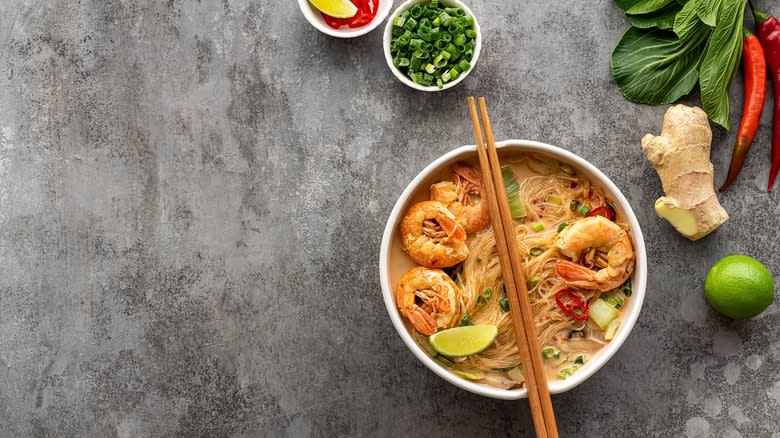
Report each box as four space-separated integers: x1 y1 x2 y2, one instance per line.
427 160 630 389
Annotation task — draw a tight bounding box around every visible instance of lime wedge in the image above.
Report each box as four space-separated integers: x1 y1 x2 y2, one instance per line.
308 0 358 18
429 325 498 357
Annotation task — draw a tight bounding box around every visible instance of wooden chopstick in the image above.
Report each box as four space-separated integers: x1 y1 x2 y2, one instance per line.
467 97 559 438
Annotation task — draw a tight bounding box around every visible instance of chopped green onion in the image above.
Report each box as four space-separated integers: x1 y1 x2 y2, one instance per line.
499 297 510 312
459 313 471 326
559 367 576 379
531 222 544 232
574 355 586 365
433 52 447 67
390 2 476 87
547 195 563 205
475 257 482 264
477 287 493 307
502 166 526 218
578 204 591 216
569 199 581 212
621 279 633 297
529 246 545 257
601 290 626 309
557 222 568 233
542 348 560 360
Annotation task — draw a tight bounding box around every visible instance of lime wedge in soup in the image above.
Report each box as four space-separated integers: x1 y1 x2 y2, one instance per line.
308 0 357 18
429 325 498 357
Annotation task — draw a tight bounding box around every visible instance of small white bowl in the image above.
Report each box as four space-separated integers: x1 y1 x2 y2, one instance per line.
379 139 648 400
298 0 393 38
383 0 481 91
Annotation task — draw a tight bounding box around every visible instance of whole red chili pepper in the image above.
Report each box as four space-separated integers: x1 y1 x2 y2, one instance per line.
720 28 767 191
753 4 780 191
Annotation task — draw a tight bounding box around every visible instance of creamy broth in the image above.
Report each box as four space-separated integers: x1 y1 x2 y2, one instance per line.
391 152 635 389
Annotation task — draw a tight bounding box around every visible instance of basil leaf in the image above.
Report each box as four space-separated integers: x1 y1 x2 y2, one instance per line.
627 2 683 29
611 26 710 104
616 0 677 14
673 0 703 40
699 0 746 129
697 0 723 26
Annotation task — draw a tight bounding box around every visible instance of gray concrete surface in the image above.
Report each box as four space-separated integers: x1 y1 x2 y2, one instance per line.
0 0 778 436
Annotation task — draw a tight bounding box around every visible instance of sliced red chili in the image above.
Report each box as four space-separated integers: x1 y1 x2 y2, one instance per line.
555 289 589 321
347 11 373 27
322 0 377 29
587 205 614 221
322 13 347 28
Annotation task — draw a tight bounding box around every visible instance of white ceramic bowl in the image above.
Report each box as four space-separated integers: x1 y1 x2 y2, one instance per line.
383 0 481 91
298 0 393 38
379 139 647 400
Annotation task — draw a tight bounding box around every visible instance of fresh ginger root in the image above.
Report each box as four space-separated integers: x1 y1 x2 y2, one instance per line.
641 105 729 241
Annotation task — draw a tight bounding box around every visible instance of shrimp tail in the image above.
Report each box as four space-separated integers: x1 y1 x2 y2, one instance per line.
401 305 438 336
438 214 467 242
555 260 598 289
452 162 482 187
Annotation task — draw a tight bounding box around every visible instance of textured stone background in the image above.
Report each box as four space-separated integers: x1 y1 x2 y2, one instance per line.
0 0 778 436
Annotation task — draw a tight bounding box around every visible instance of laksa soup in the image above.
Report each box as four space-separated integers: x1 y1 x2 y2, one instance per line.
389 152 636 389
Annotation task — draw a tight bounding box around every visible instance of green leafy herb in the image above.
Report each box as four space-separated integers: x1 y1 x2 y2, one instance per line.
610 0 747 127
499 296 510 312
611 26 709 105
697 0 724 27
699 0 746 130
627 2 682 29
617 0 676 15
672 0 704 42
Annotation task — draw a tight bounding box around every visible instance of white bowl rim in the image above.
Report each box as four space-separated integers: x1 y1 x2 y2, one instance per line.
298 0 393 38
382 0 482 92
379 139 648 400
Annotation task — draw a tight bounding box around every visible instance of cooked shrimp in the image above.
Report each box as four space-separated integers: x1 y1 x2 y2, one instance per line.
554 216 634 291
396 267 460 335
400 201 468 268
429 162 490 233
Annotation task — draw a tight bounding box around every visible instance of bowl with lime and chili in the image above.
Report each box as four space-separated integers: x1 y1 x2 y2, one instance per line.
299 0 393 38
383 0 481 91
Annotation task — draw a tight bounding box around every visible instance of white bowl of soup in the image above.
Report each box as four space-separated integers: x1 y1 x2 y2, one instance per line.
379 139 647 400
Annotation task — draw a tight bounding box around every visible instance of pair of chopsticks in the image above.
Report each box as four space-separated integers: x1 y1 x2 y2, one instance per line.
467 97 559 438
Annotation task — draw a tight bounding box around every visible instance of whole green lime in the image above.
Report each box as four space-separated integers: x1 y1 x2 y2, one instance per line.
704 255 775 319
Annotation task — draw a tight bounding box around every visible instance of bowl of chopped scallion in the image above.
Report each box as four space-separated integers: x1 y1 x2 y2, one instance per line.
383 0 481 91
